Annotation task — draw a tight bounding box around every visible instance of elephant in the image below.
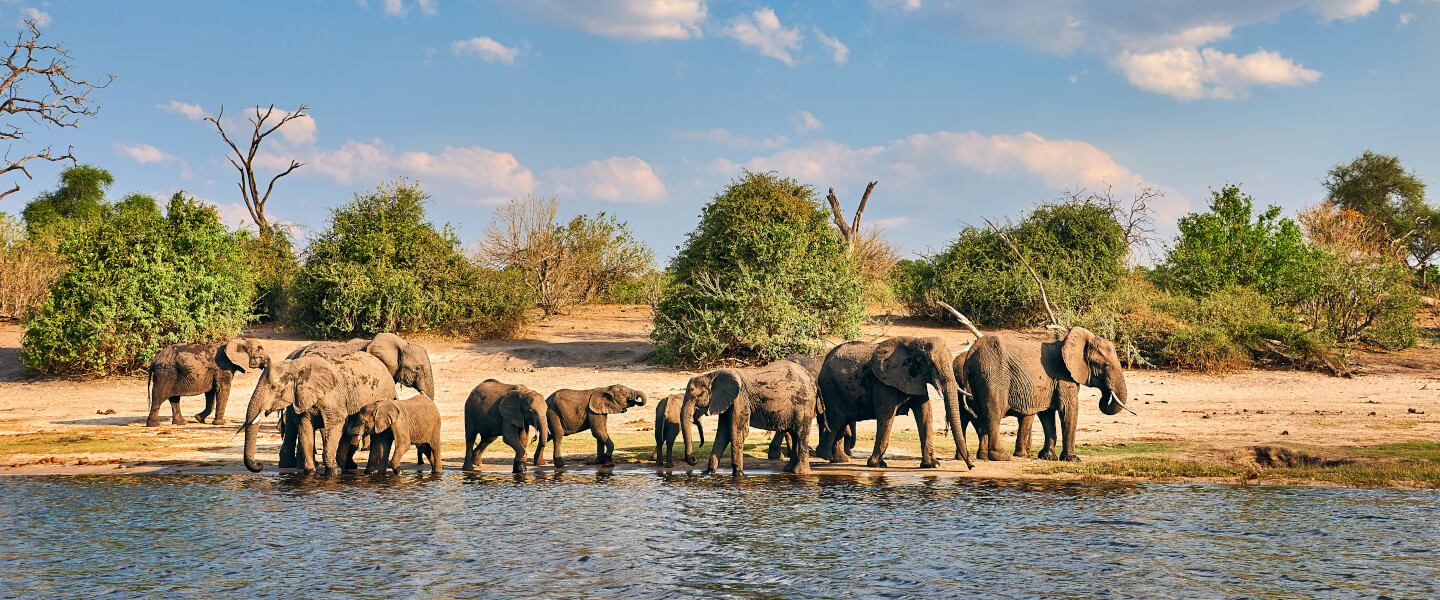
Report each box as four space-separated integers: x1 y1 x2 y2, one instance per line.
651 393 705 468
145 338 270 426
536 384 646 468
277 333 436 468
762 354 856 461
816 336 974 469
682 361 818 475
960 327 1129 462
241 352 397 474
462 379 550 473
344 394 442 475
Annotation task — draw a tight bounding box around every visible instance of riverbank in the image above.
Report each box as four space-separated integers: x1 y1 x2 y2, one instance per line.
2 305 1438 487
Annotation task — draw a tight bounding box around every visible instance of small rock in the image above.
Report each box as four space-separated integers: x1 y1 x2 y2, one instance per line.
1368 412 1377 416
1280 430 1289 435
1201 414 1210 419
96 409 116 415
1409 408 1425 414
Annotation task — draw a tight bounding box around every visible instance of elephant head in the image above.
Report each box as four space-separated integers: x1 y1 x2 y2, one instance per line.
240 356 338 473
1060 327 1129 416
220 338 270 373
366 332 436 400
589 384 646 415
499 388 549 452
350 400 399 437
681 369 746 465
870 336 975 456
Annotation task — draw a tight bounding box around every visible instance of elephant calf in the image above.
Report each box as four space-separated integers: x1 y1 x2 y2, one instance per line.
346 395 442 475
463 380 549 473
146 338 270 426
683 361 818 475
651 393 704 468
537 384 646 468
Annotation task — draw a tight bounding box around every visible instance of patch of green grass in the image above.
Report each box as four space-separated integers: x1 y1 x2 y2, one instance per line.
1028 456 1440 488
1335 441 1440 462
1076 442 1183 456
0 433 142 455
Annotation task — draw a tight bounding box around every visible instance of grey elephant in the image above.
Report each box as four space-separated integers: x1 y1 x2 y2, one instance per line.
536 384 646 468
278 333 436 468
762 354 856 461
145 338 270 426
344 394 442 474
462 379 549 473
682 361 817 475
817 336 974 469
651 393 704 468
960 327 1129 462
241 352 396 474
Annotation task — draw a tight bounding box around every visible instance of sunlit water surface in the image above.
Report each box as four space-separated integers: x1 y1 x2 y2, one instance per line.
1 473 1436 599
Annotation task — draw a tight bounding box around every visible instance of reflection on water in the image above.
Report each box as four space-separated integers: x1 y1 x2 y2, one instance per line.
1 473 1436 599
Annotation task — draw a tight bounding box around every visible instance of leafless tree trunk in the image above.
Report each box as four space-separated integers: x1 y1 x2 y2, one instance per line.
0 20 112 203
206 104 308 237
826 181 877 251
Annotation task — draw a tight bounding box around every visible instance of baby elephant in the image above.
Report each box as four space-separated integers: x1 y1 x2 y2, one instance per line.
651 393 704 468
347 395 442 474
537 384 646 468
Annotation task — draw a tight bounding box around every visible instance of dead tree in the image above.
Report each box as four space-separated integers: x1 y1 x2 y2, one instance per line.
206 104 308 237
825 181 877 252
0 20 113 203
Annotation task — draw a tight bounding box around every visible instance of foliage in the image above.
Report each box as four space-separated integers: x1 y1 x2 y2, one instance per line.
476 195 654 315
597 269 670 305
291 180 530 340
20 165 116 246
900 198 1128 326
1323 151 1438 279
21 193 255 376
1288 203 1418 348
0 212 62 319
651 170 865 366
246 224 299 321
1154 184 1310 297
852 224 902 304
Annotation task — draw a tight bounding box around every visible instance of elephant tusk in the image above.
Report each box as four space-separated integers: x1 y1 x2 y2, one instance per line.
231 413 262 438
1112 397 1138 416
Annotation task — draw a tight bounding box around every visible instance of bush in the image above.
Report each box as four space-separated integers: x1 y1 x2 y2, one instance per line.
290 180 530 340
0 213 62 320
900 199 1127 326
246 225 299 321
597 269 670 305
853 224 902 304
651 171 864 366
21 193 255 376
1153 184 1310 297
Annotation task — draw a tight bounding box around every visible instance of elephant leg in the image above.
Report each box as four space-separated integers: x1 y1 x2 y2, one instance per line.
211 381 230 425
195 390 215 424
502 427 528 473
786 421 812 475
652 423 663 464
983 409 1010 462
816 421 839 463
390 431 410 475
145 384 165 427
914 398 939 469
1037 410 1060 460
463 429 478 471
729 417 747 476
365 436 385 474
278 412 299 469
1058 401 1081 462
469 434 498 471
168 397 187 426
707 416 732 475
591 419 615 467
297 414 317 474
767 431 785 460
868 406 898 468
1014 414 1035 458
539 413 561 468
428 441 442 474
320 417 344 476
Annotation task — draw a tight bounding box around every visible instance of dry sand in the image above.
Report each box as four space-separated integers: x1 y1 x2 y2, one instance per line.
2 305 1437 481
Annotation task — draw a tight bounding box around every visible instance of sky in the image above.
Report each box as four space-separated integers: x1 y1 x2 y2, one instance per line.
4 0 1439 262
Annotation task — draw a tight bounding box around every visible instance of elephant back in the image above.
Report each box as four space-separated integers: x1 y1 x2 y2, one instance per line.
818 341 877 420
747 361 816 431
965 335 1041 415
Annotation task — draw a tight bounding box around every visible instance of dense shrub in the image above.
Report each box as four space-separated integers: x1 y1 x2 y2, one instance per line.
1153 184 1310 297
21 193 255 375
20 165 116 247
651 171 864 366
852 224 902 304
246 225 299 321
597 269 670 305
290 180 530 339
899 199 1127 326
0 213 62 320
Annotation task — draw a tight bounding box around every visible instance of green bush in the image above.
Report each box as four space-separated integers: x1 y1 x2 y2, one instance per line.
651 171 864 366
21 193 255 376
1153 184 1310 297
290 180 530 339
598 269 670 305
246 225 299 321
900 199 1127 326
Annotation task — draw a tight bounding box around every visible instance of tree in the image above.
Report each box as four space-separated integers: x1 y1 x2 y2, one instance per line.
20 164 113 243
1156 184 1309 297
1323 151 1437 281
824 181 876 252
0 20 112 203
206 104 308 239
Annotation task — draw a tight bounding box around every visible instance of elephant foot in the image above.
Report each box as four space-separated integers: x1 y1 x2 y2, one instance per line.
171 417 188 426
919 459 940 469
954 451 967 461
1014 450 1033 459
866 456 888 468
210 418 226 426
462 463 476 472
511 463 524 474
535 457 547 467
553 458 566 469
1038 448 1058 461
703 468 716 475
145 419 160 428
984 450 1012 462
684 456 698 466
302 467 317 475
193 413 210 424
663 460 675 468
766 451 783 460
1060 452 1081 462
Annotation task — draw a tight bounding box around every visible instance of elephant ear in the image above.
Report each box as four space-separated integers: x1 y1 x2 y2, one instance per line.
707 370 742 416
588 387 628 414
222 339 251 373
375 402 400 433
294 359 339 414
365 333 404 378
498 391 529 425
870 337 929 397
1062 327 1095 386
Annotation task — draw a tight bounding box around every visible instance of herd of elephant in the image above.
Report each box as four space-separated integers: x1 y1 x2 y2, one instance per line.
144 327 1130 475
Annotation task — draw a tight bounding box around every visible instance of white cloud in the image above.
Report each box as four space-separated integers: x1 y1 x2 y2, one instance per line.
381 0 437 18
546 156 667 203
813 27 849 65
158 100 206 120
114 143 176 165
497 0 707 40
1399 12 1415 26
452 37 520 65
871 216 912 230
721 8 803 66
792 110 823 133
261 139 536 203
276 113 318 145
20 7 51 27
674 128 788 149
1113 46 1321 100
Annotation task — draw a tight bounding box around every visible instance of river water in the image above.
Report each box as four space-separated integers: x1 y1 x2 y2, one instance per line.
0 473 1435 599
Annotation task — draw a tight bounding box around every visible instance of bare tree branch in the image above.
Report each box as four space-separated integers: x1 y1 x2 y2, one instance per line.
825 181 879 253
826 187 852 242
206 103 309 236
982 217 1063 328
0 20 111 202
851 181 876 232
937 300 983 341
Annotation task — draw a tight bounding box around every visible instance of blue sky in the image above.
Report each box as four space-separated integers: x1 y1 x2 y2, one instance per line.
5 0 1439 261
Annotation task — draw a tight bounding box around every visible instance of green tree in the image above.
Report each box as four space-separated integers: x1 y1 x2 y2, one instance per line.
1155 184 1309 297
651 170 864 366
1322 151 1437 281
20 165 115 244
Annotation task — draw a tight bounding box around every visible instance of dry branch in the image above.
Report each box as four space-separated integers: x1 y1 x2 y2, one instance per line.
826 181 878 250
936 301 983 340
206 104 308 234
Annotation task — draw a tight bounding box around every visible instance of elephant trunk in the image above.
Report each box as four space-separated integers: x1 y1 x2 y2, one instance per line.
1099 368 1128 416
421 369 436 401
680 400 697 464
243 399 265 473
937 365 969 459
534 412 548 465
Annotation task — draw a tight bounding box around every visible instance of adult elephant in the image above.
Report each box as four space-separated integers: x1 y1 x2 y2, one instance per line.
146 338 270 426
536 384 646 468
762 354 855 461
462 380 549 473
240 353 396 474
961 327 1129 462
681 361 817 475
817 336 974 469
